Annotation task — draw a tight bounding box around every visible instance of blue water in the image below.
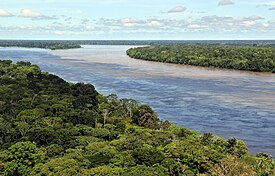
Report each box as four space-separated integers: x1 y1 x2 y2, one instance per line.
1 46 275 156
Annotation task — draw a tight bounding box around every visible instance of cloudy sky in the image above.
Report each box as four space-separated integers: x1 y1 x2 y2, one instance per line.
0 0 274 40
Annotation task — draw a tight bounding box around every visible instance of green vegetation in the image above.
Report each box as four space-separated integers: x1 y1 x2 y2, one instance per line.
72 40 275 46
127 45 275 73
0 40 81 50
0 60 274 176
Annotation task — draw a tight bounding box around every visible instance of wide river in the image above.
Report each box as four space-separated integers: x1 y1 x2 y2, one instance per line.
1 45 275 156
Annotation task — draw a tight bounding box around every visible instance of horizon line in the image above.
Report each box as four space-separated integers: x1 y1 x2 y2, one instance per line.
1 39 275 41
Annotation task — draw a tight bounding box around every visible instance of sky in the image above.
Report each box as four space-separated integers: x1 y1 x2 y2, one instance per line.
0 0 274 40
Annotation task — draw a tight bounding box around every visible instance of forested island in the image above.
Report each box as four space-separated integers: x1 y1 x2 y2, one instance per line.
127 45 275 73
0 40 81 50
0 60 274 176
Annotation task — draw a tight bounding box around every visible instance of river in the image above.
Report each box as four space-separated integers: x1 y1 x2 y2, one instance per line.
0 45 275 156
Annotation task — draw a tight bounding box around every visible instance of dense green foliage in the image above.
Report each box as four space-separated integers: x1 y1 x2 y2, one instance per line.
0 60 274 176
0 40 81 50
127 45 275 73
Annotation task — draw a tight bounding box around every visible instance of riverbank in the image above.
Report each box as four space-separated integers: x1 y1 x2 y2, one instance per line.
0 59 274 175
1 45 275 156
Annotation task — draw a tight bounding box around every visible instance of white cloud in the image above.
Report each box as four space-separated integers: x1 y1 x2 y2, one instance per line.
54 31 64 35
21 9 43 18
269 7 275 11
218 0 235 6
20 9 56 20
147 20 163 27
97 18 184 31
19 25 35 30
262 23 269 27
98 18 144 28
168 6 186 13
120 18 142 27
0 9 13 17
1 14 273 37
122 23 136 27
54 31 80 35
188 24 202 29
85 26 96 30
243 21 256 26
93 15 274 34
189 15 269 32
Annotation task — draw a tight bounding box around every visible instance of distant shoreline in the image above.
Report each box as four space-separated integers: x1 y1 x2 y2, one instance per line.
0 39 275 47
0 41 81 50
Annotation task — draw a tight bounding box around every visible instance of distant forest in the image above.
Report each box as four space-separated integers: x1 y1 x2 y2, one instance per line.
0 40 81 50
127 45 275 73
0 39 275 47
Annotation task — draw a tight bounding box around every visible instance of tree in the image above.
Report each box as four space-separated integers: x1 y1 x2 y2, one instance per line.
4 142 40 176
120 98 140 119
211 157 256 176
85 142 117 167
86 166 123 176
133 105 160 129
161 158 188 176
15 122 30 137
132 145 164 166
30 157 82 176
122 165 168 176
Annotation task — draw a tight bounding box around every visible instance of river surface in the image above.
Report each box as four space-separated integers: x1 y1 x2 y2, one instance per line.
0 45 275 156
